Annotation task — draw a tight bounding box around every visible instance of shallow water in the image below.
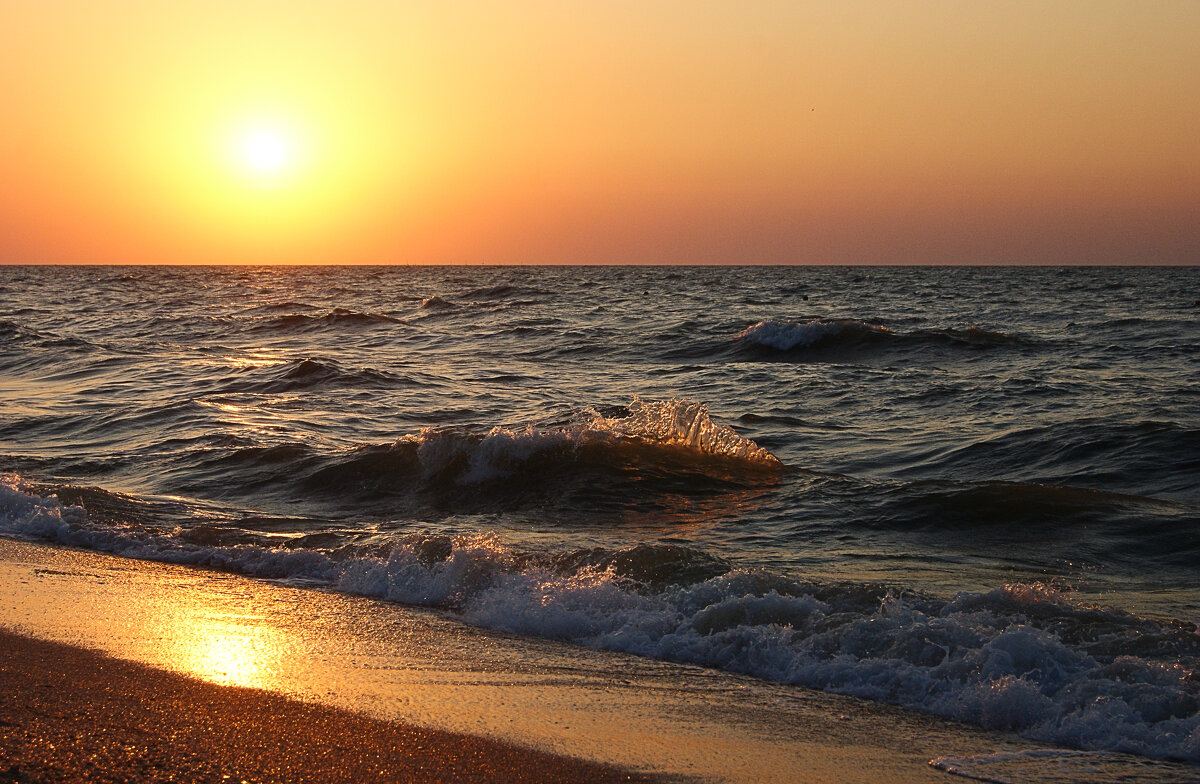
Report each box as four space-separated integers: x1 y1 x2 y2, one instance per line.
2 264 1198 762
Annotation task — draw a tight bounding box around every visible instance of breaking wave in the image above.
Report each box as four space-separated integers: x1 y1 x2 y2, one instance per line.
4 473 1199 763
99 399 784 519
293 398 783 515
315 397 779 484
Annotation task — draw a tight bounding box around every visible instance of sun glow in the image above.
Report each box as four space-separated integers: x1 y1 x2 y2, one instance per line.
235 125 296 178
110 72 418 262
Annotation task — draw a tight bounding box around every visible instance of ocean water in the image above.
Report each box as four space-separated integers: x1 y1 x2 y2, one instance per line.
2 264 1198 763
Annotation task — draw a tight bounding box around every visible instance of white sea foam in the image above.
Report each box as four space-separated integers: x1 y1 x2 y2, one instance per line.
0 475 88 533
587 398 782 466
403 425 577 483
3 472 1198 763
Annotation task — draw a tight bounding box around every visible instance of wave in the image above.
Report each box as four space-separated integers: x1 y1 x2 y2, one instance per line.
296 398 783 515
919 420 1200 505
236 301 321 314
214 358 418 394
251 309 406 332
374 398 777 481
461 284 548 300
419 296 455 310
129 399 783 519
866 479 1200 568
880 480 1192 527
4 473 1199 764
592 398 782 466
738 318 894 351
14 480 187 527
735 318 1031 358
313 397 778 479
0 318 99 353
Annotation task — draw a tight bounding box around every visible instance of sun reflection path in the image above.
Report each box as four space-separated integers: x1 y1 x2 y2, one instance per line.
221 351 288 370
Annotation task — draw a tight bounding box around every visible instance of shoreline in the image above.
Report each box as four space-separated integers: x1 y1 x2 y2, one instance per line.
0 537 1074 783
0 628 655 784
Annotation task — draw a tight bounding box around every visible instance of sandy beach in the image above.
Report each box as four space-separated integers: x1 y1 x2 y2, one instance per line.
0 629 654 784
0 537 1069 784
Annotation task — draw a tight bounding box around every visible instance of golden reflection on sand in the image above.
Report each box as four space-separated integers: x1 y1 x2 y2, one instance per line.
184 625 276 687
162 605 290 689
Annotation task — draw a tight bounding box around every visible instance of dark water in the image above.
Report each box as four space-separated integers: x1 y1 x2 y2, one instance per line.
2 265 1199 761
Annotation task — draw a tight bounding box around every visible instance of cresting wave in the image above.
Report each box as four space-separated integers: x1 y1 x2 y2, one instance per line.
335 397 780 484
736 318 1027 355
119 398 784 519
4 473 1200 763
295 398 784 514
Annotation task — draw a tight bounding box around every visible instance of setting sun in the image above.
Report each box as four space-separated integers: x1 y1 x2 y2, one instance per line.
0 0 1196 267
234 125 296 179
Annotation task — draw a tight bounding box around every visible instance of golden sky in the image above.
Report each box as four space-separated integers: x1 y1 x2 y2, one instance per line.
2 0 1197 264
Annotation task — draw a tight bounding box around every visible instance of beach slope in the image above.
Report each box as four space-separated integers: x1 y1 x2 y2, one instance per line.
0 629 653 784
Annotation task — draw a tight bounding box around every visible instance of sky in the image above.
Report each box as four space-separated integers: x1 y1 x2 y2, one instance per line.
1 1 1197 265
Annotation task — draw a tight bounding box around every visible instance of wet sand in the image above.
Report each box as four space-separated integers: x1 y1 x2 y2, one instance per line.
0 538 1050 783
0 629 654 784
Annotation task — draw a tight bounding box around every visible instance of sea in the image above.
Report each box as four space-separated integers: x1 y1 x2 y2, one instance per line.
2 264 1198 766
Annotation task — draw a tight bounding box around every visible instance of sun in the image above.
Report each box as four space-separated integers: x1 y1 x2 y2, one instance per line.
232 124 298 179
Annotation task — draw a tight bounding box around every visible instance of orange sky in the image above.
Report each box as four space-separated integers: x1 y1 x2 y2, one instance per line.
1 1 1197 264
